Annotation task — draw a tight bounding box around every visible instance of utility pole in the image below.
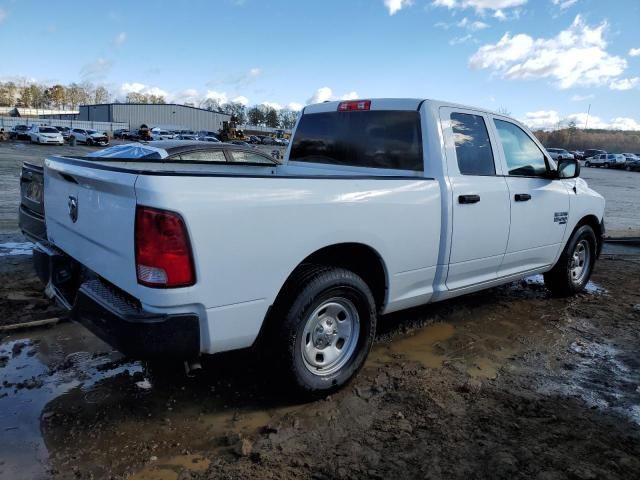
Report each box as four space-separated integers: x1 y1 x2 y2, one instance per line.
584 103 591 130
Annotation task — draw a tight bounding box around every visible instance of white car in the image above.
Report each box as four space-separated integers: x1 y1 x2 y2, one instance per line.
197 131 220 142
150 128 175 140
70 128 109 146
29 125 64 145
584 153 626 169
30 98 605 396
546 148 574 161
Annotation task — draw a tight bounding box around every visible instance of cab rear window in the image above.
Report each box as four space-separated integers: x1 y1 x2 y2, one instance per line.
290 111 423 171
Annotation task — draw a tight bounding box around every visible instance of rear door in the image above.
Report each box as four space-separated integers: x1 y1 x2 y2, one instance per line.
489 117 569 276
440 107 511 291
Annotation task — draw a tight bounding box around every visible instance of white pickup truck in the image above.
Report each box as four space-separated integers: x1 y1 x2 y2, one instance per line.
23 98 605 395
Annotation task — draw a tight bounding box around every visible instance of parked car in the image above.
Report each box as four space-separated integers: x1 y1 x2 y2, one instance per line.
29 125 64 145
113 129 129 139
569 150 584 160
261 136 276 145
197 131 220 142
546 148 574 161
230 140 252 147
247 135 261 144
9 124 31 140
69 128 109 146
54 126 71 141
582 149 606 162
21 98 605 396
150 128 175 140
176 134 198 140
584 153 626 168
622 154 640 171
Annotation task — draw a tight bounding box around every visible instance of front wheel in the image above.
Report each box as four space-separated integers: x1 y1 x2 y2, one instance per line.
544 225 597 296
585 161 590 167
269 265 376 397
86 138 93 146
603 162 609 168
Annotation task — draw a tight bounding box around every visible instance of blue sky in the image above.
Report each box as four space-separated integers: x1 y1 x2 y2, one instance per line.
1 0 639 129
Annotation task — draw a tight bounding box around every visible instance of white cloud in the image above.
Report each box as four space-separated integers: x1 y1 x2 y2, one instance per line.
469 15 627 89
262 101 282 110
522 110 640 131
609 77 639 91
114 32 127 46
457 17 489 31
629 48 640 57
205 90 228 104
0 8 7 23
433 0 527 12
287 102 304 111
307 87 333 104
340 91 360 100
231 95 249 106
552 0 578 9
570 93 594 101
248 67 261 78
80 58 113 81
450 34 474 45
384 0 413 15
120 82 169 99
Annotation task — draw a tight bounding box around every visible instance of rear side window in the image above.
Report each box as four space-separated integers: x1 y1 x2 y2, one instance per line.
450 113 495 176
228 150 277 165
290 111 423 171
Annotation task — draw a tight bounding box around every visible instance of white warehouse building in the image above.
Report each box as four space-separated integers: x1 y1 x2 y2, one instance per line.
77 103 232 132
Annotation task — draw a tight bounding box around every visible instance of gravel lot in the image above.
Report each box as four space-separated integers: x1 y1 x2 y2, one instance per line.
0 140 639 479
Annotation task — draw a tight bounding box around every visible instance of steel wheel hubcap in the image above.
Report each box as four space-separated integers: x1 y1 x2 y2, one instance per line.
301 297 360 376
570 239 590 285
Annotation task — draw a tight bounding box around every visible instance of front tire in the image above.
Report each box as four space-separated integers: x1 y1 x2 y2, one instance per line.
270 265 376 397
544 225 597 296
585 161 591 167
603 162 609 169
86 138 93 146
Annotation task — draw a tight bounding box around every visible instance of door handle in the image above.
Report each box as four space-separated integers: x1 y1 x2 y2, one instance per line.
458 194 480 204
514 193 531 202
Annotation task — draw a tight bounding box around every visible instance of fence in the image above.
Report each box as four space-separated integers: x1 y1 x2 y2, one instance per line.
0 116 128 133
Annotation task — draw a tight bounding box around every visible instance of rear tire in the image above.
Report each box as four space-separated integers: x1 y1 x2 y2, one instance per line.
544 224 597 297
268 265 376 397
585 161 590 167
603 162 609 169
86 138 93 146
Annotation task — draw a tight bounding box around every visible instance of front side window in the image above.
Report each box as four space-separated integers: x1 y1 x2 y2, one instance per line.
494 119 548 177
450 113 495 176
290 110 423 171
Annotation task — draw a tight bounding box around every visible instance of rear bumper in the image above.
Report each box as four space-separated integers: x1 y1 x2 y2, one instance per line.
19 205 46 242
72 279 200 359
33 245 200 359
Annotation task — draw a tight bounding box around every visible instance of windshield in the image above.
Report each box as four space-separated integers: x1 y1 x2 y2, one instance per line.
86 144 163 159
87 129 98 134
40 127 58 133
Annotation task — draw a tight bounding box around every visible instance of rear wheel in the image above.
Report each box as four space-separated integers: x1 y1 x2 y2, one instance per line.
603 162 609 168
86 138 94 146
269 265 376 397
544 224 597 296
585 161 591 167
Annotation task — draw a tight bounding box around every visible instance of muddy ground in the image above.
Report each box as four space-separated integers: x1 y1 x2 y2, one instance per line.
1 242 639 480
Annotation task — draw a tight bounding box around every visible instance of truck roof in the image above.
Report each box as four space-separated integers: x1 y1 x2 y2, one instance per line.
303 98 505 117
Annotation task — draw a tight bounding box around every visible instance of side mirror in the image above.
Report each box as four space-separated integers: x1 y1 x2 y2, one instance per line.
557 158 580 179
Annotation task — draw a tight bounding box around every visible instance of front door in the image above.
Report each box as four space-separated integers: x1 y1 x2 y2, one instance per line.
490 117 570 276
440 108 511 291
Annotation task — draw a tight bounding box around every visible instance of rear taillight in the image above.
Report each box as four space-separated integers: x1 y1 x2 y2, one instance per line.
337 100 371 111
135 206 195 288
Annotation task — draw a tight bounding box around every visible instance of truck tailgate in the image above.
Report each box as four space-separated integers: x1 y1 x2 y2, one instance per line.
44 157 139 294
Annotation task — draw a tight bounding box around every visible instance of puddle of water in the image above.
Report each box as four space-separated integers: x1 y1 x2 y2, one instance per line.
525 274 607 294
0 241 33 257
371 323 455 368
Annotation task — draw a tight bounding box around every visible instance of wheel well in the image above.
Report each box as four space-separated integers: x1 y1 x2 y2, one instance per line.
280 243 388 312
574 214 603 255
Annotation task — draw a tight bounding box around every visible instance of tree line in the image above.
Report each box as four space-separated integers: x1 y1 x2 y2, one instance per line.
534 122 640 153
0 79 299 128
